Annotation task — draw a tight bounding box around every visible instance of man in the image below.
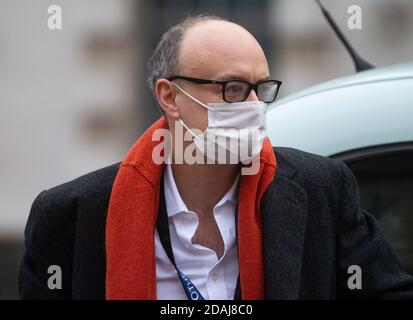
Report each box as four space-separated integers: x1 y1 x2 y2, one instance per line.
19 15 413 300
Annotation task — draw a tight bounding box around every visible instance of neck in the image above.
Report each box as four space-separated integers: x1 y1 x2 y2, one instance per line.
171 161 240 214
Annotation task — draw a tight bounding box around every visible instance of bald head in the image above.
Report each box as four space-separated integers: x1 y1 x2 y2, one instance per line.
147 15 269 94
179 19 269 82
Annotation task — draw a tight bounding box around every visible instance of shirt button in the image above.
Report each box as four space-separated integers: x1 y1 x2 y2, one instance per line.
212 272 219 281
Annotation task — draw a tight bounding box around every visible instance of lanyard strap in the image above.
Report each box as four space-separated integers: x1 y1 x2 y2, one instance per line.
157 177 242 300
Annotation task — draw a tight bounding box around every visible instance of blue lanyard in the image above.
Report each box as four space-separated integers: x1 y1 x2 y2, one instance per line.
157 179 241 300
176 267 205 300
157 181 204 300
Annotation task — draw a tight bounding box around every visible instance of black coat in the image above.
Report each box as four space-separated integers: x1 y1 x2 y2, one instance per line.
18 147 413 299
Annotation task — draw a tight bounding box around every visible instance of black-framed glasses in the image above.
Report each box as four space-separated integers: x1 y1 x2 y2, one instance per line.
167 75 282 103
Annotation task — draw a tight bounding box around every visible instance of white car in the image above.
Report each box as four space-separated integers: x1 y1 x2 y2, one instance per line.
267 62 413 274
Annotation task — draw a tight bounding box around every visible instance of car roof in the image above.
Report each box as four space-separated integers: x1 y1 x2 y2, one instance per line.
270 62 413 109
267 62 413 157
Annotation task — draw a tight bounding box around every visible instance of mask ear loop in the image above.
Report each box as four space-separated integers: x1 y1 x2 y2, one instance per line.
171 81 212 140
171 82 213 111
178 118 197 139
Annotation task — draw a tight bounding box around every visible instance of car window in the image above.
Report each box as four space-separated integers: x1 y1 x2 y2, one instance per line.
345 150 413 275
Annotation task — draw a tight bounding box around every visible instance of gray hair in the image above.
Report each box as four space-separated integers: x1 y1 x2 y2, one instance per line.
147 14 228 96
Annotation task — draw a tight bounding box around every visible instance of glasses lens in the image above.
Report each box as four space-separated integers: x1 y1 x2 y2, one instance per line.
257 81 279 103
224 81 250 102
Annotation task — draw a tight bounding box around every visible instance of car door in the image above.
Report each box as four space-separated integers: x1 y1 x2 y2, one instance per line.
333 142 413 275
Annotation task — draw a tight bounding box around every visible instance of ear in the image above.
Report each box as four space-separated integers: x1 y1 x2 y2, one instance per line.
155 79 180 120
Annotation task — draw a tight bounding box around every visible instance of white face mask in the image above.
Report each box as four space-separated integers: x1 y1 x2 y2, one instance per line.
172 82 267 163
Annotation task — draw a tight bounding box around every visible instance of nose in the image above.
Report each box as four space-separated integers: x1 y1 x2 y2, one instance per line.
246 89 259 102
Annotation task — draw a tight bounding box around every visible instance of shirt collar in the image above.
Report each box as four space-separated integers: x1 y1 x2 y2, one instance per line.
163 164 240 218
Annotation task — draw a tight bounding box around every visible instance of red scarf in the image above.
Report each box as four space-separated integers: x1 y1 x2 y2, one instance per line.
105 116 277 299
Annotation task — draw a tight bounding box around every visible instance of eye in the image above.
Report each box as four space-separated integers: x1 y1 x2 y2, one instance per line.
226 84 244 94
225 81 248 96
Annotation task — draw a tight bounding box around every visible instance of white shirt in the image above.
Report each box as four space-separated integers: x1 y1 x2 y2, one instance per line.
155 164 240 300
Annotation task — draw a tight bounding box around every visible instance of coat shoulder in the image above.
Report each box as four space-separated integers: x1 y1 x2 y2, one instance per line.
37 162 120 206
28 162 121 233
273 146 346 189
273 146 343 176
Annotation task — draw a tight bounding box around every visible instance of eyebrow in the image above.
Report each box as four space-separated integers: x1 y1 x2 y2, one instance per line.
215 73 271 82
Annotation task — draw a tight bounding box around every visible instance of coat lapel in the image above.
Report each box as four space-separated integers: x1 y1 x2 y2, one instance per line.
261 148 308 299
